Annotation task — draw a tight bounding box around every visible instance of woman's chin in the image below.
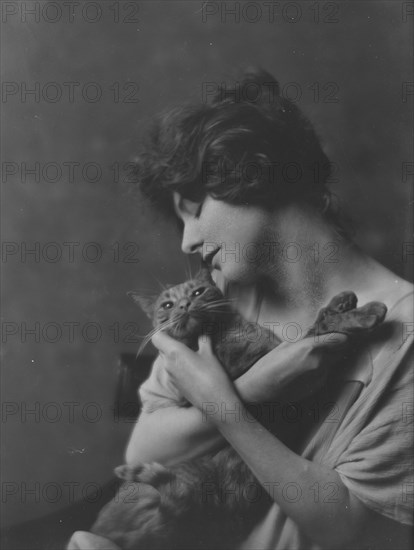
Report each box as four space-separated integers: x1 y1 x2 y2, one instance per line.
220 262 259 285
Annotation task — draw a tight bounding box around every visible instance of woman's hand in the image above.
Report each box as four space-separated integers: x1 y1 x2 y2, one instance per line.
151 332 239 414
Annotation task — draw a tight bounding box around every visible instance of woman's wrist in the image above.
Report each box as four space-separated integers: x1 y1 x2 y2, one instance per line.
233 338 318 404
200 388 244 428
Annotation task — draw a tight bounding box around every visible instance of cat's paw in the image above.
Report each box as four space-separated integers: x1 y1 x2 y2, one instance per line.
114 464 138 481
308 293 387 337
324 291 358 313
115 462 174 487
343 301 387 331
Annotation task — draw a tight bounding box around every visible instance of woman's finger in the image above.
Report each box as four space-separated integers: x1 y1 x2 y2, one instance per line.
151 331 184 354
198 335 214 355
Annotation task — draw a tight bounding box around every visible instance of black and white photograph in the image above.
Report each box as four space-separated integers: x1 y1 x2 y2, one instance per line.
1 1 413 549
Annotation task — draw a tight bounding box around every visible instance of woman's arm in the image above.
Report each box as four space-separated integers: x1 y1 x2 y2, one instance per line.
125 337 338 466
146 333 387 549
125 405 223 466
211 392 395 549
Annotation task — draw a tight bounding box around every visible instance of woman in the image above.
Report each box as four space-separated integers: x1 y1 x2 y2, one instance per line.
125 70 413 549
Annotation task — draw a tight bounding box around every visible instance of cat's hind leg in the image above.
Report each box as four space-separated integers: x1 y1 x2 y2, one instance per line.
115 462 174 487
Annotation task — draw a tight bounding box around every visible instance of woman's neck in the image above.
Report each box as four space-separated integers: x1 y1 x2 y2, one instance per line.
253 204 409 336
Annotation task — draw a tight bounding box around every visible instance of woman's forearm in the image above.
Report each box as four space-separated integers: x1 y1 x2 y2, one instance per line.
212 393 370 549
125 406 224 467
234 338 324 403
126 390 372 548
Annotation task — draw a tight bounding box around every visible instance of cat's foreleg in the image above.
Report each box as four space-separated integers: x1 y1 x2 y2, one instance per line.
306 291 387 337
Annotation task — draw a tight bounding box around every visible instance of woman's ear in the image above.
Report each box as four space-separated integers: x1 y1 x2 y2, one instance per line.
127 292 154 318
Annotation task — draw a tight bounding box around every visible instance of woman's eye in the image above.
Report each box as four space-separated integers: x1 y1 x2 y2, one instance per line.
162 301 174 309
192 287 205 297
180 198 203 218
195 203 203 218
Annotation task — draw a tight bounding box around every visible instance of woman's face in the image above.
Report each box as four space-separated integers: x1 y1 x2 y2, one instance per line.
173 192 277 284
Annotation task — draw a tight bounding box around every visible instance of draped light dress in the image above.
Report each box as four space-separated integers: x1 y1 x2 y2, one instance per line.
139 276 413 549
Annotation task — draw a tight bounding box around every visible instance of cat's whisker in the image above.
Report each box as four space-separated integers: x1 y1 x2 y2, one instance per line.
127 289 158 297
192 303 232 311
185 258 193 281
155 278 168 291
135 318 179 358
196 300 236 310
198 297 237 305
194 308 230 315
203 301 236 308
140 317 177 342
193 309 231 314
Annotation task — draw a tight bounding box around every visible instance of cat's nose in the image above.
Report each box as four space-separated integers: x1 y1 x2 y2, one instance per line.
178 299 191 310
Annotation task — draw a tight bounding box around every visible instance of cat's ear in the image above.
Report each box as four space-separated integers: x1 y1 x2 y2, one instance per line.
195 264 214 284
127 291 154 318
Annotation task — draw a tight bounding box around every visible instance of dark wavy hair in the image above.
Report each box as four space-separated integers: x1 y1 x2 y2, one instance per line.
132 69 340 228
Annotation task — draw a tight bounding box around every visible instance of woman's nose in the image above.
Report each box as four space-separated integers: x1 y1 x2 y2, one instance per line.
181 220 202 255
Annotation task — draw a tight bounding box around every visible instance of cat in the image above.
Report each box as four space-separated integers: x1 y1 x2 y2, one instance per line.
68 268 387 550
131 267 281 381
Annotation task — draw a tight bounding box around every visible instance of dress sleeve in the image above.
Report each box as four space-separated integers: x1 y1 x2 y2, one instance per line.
138 355 189 413
334 343 413 525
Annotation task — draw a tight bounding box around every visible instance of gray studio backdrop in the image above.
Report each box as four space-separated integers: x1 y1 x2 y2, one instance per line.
1 0 413 528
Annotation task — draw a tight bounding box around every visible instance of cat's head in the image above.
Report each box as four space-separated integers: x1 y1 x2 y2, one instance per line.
128 267 228 342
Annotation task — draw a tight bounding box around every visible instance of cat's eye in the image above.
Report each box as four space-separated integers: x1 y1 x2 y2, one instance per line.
161 301 174 309
192 287 205 297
